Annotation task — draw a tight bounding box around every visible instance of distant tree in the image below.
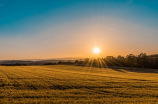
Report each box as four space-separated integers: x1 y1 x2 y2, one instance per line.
67 61 72 64
126 54 137 67
44 63 56 65
151 58 158 68
58 61 62 64
117 55 125 61
75 60 79 64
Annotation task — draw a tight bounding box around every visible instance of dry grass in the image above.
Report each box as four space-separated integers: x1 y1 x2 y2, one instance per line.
0 65 158 104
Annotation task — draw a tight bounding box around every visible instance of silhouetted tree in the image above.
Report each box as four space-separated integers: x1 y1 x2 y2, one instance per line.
75 60 79 64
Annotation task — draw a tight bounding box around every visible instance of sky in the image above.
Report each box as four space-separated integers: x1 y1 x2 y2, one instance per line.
0 0 158 60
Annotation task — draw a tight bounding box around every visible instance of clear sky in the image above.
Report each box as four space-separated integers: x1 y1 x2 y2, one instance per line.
0 0 158 60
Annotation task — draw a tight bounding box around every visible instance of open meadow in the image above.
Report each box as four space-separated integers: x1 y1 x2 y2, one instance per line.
0 65 158 104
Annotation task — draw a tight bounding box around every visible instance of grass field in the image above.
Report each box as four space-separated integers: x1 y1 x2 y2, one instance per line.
0 65 158 104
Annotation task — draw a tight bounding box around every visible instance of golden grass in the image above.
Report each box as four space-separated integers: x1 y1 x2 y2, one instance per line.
0 65 158 104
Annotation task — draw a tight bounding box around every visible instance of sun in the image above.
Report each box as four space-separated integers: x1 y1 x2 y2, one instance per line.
93 48 100 54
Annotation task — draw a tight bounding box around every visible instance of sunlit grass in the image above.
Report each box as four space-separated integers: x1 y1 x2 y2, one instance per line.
0 65 158 103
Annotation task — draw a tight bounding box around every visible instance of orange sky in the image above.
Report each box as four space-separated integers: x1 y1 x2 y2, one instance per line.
0 17 158 60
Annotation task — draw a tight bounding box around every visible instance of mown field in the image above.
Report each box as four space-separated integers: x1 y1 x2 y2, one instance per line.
0 65 158 104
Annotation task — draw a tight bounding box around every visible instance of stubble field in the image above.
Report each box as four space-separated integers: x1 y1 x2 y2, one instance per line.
0 65 158 104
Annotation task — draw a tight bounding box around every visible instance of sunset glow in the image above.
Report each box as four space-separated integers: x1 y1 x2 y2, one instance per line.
93 48 100 54
0 0 158 60
1 1 158 103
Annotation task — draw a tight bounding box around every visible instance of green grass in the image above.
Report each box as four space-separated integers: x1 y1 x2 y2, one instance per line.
0 65 158 104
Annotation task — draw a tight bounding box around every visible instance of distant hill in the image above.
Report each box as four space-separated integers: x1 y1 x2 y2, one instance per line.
0 58 85 65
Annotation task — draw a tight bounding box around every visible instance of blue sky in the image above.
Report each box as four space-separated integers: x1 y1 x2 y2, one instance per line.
1 0 158 37
0 0 158 59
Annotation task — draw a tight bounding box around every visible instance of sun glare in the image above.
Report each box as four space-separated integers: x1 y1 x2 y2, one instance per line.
93 48 100 54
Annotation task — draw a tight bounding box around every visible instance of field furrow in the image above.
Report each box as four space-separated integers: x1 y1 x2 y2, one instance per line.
0 65 158 103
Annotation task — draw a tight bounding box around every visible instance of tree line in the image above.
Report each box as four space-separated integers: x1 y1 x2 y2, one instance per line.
1 53 158 69
74 53 158 69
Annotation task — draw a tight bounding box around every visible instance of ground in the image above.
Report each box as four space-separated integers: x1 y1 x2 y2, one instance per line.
0 65 158 104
